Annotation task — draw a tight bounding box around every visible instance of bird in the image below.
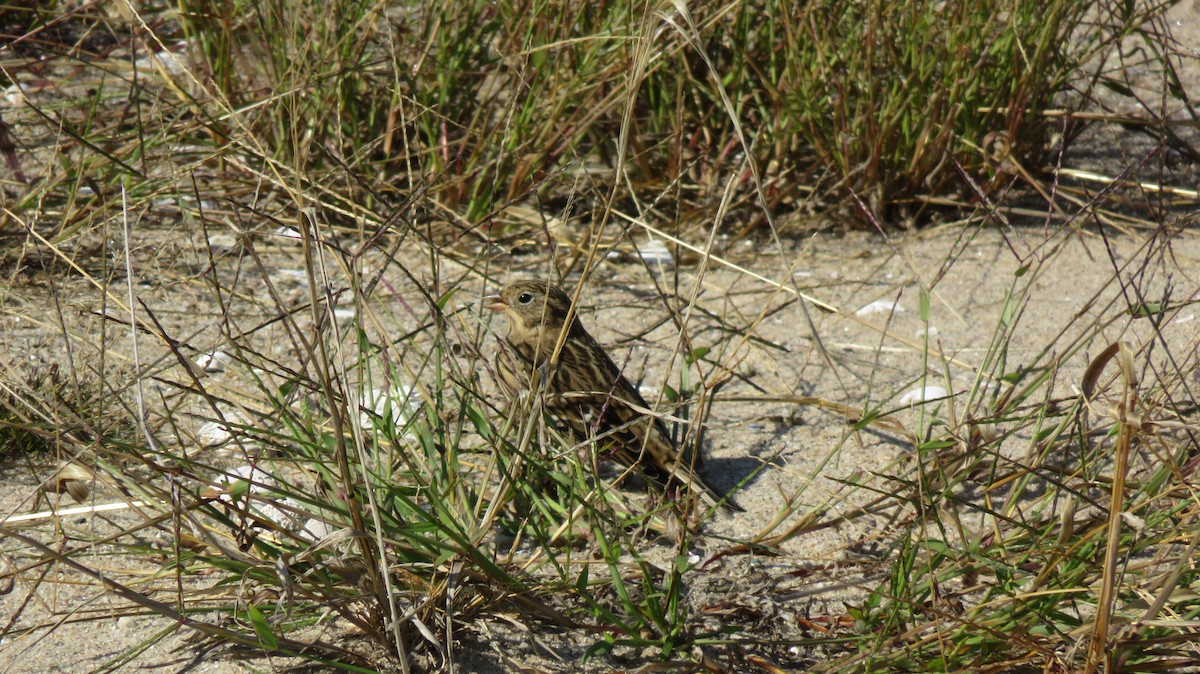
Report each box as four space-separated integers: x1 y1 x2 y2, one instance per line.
484 279 741 514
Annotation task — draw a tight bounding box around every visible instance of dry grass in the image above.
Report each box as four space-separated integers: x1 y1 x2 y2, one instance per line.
1 1 1199 672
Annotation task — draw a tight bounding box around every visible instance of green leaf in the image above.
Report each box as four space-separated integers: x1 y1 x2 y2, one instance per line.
1000 297 1017 329
1130 302 1164 318
246 603 277 650
226 479 250 499
1034 427 1057 442
436 288 458 311
576 561 590 592
464 403 492 440
582 635 616 662
923 538 951 557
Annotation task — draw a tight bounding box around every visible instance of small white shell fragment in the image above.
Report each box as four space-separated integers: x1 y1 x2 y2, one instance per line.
899 386 948 405
301 518 336 541
606 239 674 267
215 468 315 533
206 234 238 251
1121 512 1145 531
856 300 904 316
3 83 24 107
197 421 233 446
253 503 295 530
195 350 232 373
274 269 308 282
133 47 187 75
636 239 674 267
637 385 665 401
218 464 277 490
359 385 422 431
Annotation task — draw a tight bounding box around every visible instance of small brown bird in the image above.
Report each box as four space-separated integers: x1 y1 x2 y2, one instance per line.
485 280 740 514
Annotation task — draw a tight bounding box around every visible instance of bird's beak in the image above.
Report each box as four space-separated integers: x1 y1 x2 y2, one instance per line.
483 295 508 312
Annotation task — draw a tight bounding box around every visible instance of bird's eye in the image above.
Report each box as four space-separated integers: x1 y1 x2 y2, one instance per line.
517 292 534 304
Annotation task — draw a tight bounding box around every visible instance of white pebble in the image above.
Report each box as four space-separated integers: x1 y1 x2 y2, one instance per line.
195 350 232 373
222 465 276 488
636 239 674 267
206 234 238 251
274 269 308 283
855 300 904 317
133 48 186 75
197 421 232 447
899 386 948 404
359 385 422 431
254 503 296 530
3 83 24 106
301 518 336 541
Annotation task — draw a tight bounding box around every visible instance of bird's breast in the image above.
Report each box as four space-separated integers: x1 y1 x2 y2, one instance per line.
496 340 552 397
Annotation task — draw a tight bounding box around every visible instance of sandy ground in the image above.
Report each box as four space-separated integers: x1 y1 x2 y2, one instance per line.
3 221 1198 672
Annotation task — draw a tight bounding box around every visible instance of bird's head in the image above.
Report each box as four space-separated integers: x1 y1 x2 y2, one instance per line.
484 280 576 348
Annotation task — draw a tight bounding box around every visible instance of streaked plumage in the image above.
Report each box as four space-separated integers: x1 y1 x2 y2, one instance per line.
485 280 740 514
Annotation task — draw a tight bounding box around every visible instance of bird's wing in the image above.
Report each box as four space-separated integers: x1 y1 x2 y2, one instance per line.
549 334 707 480
504 331 741 513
